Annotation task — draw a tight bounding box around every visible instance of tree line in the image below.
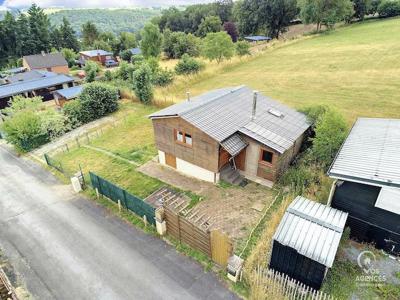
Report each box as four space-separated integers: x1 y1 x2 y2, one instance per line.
153 0 398 39
0 5 79 68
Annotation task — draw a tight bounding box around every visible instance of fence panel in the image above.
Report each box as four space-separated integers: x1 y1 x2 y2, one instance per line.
89 172 155 225
44 153 64 173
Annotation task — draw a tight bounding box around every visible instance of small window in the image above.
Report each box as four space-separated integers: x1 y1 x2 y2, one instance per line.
185 133 192 145
261 149 273 164
175 129 192 147
176 130 183 142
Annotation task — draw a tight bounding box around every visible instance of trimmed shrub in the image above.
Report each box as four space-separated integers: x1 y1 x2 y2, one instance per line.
175 54 204 75
132 63 153 104
378 0 400 17
79 83 119 123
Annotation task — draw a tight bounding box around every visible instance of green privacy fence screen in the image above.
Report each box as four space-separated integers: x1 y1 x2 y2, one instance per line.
89 172 156 225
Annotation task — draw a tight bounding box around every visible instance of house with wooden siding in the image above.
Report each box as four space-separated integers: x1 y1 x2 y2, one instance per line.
328 118 400 255
149 86 310 186
22 52 69 74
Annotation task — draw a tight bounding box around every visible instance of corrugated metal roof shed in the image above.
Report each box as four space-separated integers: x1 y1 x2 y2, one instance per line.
80 50 113 57
274 196 348 268
0 73 74 98
328 118 400 187
23 52 67 68
149 86 310 153
244 36 272 42
55 85 83 100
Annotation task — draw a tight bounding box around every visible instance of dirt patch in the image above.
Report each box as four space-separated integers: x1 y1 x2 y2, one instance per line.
138 160 273 246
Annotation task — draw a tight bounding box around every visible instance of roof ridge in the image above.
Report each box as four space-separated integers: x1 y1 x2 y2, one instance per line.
181 85 246 117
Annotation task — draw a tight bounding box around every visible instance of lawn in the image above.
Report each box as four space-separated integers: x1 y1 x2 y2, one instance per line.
52 101 163 198
159 18 400 124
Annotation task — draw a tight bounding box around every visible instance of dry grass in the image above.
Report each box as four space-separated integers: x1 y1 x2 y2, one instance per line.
154 18 400 124
243 194 294 300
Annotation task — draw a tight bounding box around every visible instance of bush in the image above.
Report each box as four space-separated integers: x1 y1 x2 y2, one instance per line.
310 109 348 169
146 57 160 75
175 54 204 75
84 60 100 83
132 63 153 104
63 100 83 128
131 54 145 66
236 41 251 57
377 0 400 17
1 111 48 152
300 104 330 124
116 61 134 81
79 83 119 123
153 68 174 87
120 49 133 61
163 30 201 59
104 70 113 81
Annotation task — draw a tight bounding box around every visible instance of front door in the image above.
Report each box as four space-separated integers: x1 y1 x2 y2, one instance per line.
165 153 176 168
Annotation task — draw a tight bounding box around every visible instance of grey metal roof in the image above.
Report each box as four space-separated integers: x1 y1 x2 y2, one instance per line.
244 36 272 42
6 70 55 84
0 73 74 98
55 85 83 100
149 86 310 153
23 52 67 69
129 48 141 55
274 196 348 268
80 50 113 57
220 133 248 156
328 118 400 188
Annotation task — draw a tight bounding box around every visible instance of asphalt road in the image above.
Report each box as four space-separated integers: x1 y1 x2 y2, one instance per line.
0 145 238 300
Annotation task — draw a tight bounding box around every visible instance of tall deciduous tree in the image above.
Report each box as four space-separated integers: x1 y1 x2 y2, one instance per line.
223 21 238 42
202 31 235 63
82 21 99 47
196 16 223 37
140 23 163 58
300 0 354 31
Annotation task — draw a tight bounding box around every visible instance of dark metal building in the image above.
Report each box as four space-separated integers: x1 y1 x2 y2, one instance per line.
269 196 348 290
328 118 400 255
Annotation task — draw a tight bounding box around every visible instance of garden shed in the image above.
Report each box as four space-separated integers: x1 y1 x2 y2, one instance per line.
269 196 348 290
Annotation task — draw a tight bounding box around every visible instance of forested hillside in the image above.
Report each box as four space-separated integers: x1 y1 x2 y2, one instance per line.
47 8 162 35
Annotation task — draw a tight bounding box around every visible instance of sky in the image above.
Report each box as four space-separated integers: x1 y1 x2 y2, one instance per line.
0 0 207 9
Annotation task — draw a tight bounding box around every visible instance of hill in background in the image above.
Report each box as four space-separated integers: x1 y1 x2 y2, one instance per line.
46 8 162 35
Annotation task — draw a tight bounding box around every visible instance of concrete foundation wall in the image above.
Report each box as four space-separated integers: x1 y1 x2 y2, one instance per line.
176 158 217 183
158 150 166 165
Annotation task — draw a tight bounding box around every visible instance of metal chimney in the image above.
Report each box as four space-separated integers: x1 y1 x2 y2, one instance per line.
186 91 191 102
251 91 258 121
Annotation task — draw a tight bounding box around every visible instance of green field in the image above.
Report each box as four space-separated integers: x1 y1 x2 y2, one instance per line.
168 18 400 124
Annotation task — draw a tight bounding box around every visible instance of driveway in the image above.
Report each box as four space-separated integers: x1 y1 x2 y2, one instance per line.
0 145 238 300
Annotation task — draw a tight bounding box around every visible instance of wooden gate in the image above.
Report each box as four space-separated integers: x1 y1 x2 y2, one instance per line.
210 230 233 267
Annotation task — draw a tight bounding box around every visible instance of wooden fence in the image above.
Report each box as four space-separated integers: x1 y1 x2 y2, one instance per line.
164 205 232 266
0 267 18 300
254 267 334 300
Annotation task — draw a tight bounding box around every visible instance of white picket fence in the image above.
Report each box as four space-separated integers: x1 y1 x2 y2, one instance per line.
255 267 334 300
